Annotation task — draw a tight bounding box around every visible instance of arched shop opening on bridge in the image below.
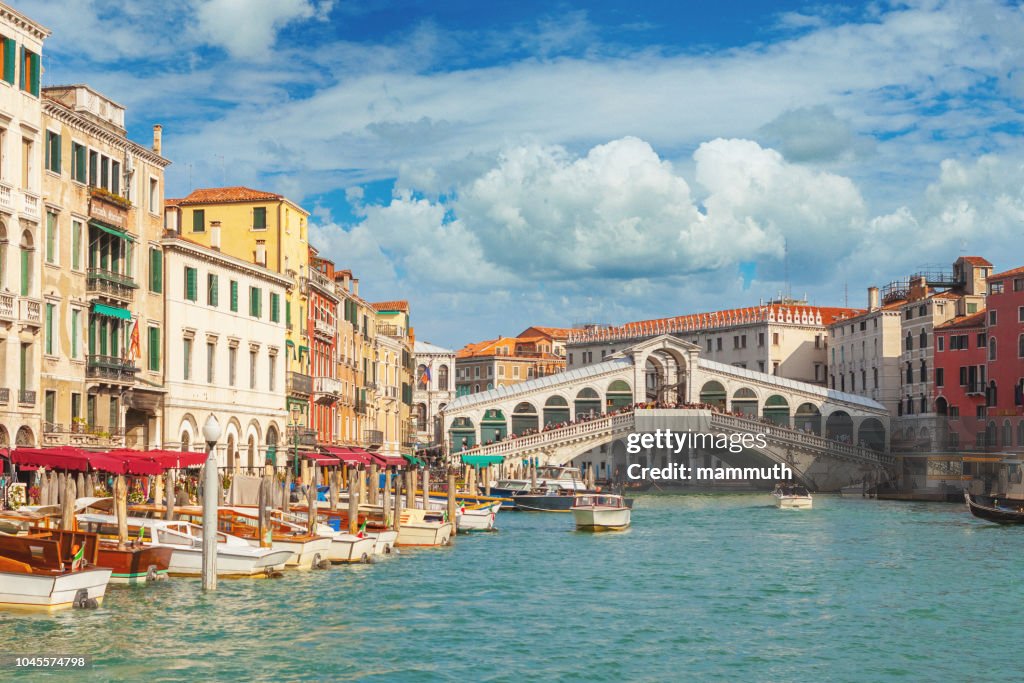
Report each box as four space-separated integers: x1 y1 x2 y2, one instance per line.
512 402 539 434
575 388 602 419
731 387 758 417
826 411 854 443
763 395 790 426
699 381 726 410
481 409 507 443
606 380 632 410
794 403 822 435
544 395 570 427
450 417 476 451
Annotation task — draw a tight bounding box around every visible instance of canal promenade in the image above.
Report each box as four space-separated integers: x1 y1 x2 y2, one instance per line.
2 494 1021 681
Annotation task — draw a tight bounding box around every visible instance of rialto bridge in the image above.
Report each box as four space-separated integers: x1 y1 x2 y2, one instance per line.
441 336 895 491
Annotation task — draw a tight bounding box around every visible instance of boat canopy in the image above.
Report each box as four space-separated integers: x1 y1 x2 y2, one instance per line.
402 454 425 467
461 455 505 467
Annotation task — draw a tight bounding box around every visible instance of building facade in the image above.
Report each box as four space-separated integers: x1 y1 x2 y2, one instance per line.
39 85 169 451
983 266 1024 453
372 301 415 458
0 4 48 449
933 310 988 451
413 340 455 446
308 248 341 446
160 234 289 466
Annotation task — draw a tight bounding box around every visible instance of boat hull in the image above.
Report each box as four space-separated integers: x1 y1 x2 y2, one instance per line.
513 494 578 512
396 522 453 547
98 544 173 585
327 534 377 563
165 546 293 578
572 507 631 531
243 537 333 569
457 502 501 532
365 530 398 555
775 496 813 509
0 567 112 612
965 493 1024 524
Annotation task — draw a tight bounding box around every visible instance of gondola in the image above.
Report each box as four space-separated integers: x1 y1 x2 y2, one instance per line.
964 492 1024 524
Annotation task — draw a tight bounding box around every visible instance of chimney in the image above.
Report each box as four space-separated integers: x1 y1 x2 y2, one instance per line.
868 286 880 311
164 207 179 234
152 124 162 155
210 220 221 250
255 240 267 267
352 278 359 296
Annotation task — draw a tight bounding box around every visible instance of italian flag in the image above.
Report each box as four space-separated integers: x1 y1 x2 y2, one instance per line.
71 545 85 571
356 520 367 539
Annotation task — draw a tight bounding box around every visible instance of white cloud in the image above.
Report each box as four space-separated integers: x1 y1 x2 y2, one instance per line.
193 0 328 60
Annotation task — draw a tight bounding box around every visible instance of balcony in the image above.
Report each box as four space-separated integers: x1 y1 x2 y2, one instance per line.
0 292 13 321
86 354 138 383
287 425 317 448
313 376 344 404
22 190 39 218
286 371 313 396
0 181 12 211
364 430 384 448
0 387 8 404
43 422 124 448
382 385 398 400
314 318 335 340
306 268 333 292
87 267 137 303
19 297 41 327
376 323 405 338
18 389 36 405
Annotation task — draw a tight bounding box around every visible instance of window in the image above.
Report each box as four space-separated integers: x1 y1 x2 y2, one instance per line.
44 390 55 424
193 209 205 233
111 160 120 196
936 368 944 387
937 335 944 352
989 337 997 361
513 366 520 379
249 286 262 318
100 155 108 189
183 338 193 380
1019 334 1024 359
207 273 219 306
45 211 56 263
905 333 913 351
20 46 39 96
919 330 927 348
716 338 723 351
44 302 54 354
772 332 780 345
706 339 712 352
184 266 197 301
72 143 86 182
21 137 30 189
71 392 81 423
0 36 13 84
270 293 280 322
230 280 239 312
253 207 267 230
989 310 997 326
977 332 986 348
1019 306 1024 323
149 178 158 213
269 354 276 392
967 302 978 314
149 248 162 292
88 150 97 186
1015 278 1024 292
206 342 216 383
71 220 82 270
498 365 505 377
71 309 80 359
45 130 60 173
249 350 257 389
228 346 237 386
148 326 160 371
920 360 927 384
86 394 96 428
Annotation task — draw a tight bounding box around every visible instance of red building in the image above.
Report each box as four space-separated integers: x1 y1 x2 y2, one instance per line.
307 249 341 445
984 266 1024 451
933 311 988 450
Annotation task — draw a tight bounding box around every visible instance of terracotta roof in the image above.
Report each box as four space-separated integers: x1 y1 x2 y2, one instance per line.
372 300 409 312
609 304 862 336
176 186 283 206
165 197 183 207
935 311 987 330
958 256 993 267
518 326 574 339
988 265 1024 280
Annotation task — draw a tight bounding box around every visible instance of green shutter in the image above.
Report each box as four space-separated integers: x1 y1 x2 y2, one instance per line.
230 280 238 312
270 293 280 322
193 209 204 232
2 38 13 84
71 310 79 358
286 300 291 325
72 222 81 269
185 267 197 301
253 207 266 229
148 326 160 371
18 45 23 91
208 273 219 306
29 51 38 96
45 303 53 354
20 247 28 295
150 248 162 293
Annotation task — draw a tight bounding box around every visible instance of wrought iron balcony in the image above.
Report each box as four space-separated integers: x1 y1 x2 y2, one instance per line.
87 267 137 302
287 425 317 447
18 389 36 405
286 371 313 396
86 354 138 383
364 429 384 447
0 387 8 404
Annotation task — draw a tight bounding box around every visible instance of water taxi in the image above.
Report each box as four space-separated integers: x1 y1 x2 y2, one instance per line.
571 494 631 531
772 483 813 509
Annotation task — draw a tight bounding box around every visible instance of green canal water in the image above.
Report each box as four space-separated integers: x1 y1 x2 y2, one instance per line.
2 494 1021 682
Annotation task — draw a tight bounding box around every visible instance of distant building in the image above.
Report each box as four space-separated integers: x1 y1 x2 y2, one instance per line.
982 265 1024 452
933 310 988 451
371 300 415 459
413 340 456 446
455 334 566 397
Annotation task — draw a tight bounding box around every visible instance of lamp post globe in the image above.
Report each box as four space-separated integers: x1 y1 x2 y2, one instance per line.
203 414 222 445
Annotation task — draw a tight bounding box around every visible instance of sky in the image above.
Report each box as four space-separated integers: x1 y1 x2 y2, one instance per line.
23 0 1024 349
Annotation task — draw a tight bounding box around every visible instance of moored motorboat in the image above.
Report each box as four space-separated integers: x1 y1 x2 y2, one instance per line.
0 533 111 611
490 466 588 509
395 508 453 547
772 483 813 509
964 493 1024 524
27 525 172 585
215 509 333 569
571 494 631 531
455 500 501 532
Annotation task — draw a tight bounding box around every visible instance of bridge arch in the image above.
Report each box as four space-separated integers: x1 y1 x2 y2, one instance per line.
826 410 854 443
450 417 476 451
575 388 601 419
543 395 570 427
858 417 886 451
699 380 727 410
794 403 821 435
763 395 790 426
641 346 690 403
731 387 758 417
481 409 507 443
605 380 632 410
511 402 539 435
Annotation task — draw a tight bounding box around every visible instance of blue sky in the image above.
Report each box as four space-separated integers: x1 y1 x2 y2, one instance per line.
23 0 1024 348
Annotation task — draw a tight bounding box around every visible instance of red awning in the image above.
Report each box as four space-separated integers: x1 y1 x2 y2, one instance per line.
321 446 371 466
107 449 207 469
11 447 128 474
364 450 406 468
307 452 340 465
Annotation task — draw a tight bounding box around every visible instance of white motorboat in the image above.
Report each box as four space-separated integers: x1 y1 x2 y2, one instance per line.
571 494 631 531
364 529 398 556
491 466 588 508
772 483 813 509
0 558 111 612
396 508 453 547
455 500 501 532
215 508 333 569
76 514 292 578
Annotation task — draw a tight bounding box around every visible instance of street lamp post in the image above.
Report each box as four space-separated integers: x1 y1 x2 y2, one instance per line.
290 404 303 478
201 414 222 591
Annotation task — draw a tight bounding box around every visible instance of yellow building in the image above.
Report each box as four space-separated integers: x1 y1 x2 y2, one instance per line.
372 301 415 458
164 187 311 448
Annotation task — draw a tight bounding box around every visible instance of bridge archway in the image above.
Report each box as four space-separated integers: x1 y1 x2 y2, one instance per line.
543 395 570 427
826 411 853 443
794 403 821 435
763 395 790 426
606 380 632 410
511 402 539 435
481 409 507 443
699 381 727 410
642 346 690 403
575 388 601 419
450 417 476 451
732 387 758 418
858 417 886 451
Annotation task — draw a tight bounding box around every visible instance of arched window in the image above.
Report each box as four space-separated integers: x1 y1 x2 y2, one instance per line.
1004 421 1013 448
920 393 927 413
920 360 927 384
905 332 913 351
989 337 997 361
988 381 997 407
438 364 449 391
919 330 928 348
906 363 913 385
19 229 33 296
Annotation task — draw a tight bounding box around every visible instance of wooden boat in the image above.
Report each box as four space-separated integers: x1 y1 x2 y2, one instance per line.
572 494 631 531
454 500 501 532
28 526 171 585
76 514 292 578
964 493 1024 524
231 507 375 565
395 508 453 547
0 533 111 611
215 508 333 569
772 483 813 509
490 466 588 509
